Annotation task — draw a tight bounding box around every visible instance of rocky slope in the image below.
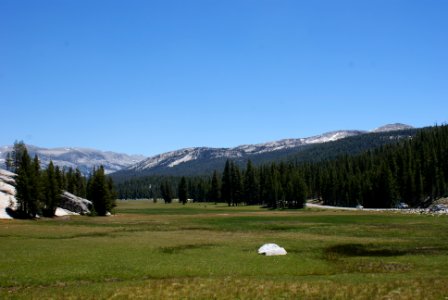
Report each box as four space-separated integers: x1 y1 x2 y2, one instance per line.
0 169 17 219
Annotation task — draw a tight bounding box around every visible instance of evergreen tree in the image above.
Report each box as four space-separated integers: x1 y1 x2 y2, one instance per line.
209 171 221 203
112 125 448 209
11 140 27 172
107 176 117 202
31 155 43 213
221 160 232 206
160 180 173 203
42 161 61 217
5 152 13 171
74 168 87 198
243 160 259 205
66 167 76 194
230 162 243 206
178 177 188 205
196 181 206 202
15 148 39 217
290 172 307 208
87 166 115 216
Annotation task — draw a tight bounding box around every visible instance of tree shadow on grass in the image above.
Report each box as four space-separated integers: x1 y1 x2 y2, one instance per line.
159 244 217 254
5 207 34 219
324 244 407 258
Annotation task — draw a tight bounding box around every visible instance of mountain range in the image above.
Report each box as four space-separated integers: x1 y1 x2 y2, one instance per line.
0 145 145 175
111 123 415 180
0 123 414 178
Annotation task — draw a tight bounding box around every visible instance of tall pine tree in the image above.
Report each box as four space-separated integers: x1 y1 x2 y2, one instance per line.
209 171 221 203
160 180 173 203
87 166 116 216
178 177 188 205
42 161 61 217
244 160 259 205
15 148 39 217
221 160 232 206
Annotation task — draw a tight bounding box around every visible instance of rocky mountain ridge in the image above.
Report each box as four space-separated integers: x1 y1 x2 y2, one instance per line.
1 123 413 177
127 123 413 174
0 146 146 175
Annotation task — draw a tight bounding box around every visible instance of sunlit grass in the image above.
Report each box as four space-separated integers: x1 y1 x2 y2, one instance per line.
1 200 447 299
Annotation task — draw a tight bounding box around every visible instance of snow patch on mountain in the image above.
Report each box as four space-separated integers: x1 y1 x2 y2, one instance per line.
168 151 198 167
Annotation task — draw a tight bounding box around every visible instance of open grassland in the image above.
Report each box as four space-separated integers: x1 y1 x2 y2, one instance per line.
1 201 448 299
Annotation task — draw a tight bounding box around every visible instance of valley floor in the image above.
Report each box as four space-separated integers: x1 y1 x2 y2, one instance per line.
1 201 448 299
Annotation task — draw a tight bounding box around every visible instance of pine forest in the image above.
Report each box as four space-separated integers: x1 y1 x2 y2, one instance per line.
116 125 448 209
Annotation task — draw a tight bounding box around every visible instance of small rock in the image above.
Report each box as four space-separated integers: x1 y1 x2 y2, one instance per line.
258 243 287 256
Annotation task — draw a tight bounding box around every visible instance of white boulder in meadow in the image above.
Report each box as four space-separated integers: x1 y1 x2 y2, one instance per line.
258 243 287 256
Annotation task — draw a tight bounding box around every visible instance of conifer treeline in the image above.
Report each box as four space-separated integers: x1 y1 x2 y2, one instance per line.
6 141 116 218
309 125 448 208
117 160 307 208
116 125 448 208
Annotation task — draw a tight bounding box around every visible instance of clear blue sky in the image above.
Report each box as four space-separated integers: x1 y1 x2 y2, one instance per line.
1 0 447 156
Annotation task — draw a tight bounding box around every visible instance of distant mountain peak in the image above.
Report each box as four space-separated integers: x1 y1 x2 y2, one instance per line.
371 123 413 133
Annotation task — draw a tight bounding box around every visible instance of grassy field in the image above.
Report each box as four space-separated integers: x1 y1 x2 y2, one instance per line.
1 201 448 299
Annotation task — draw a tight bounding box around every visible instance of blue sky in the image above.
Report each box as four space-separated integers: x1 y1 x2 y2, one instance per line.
1 0 447 156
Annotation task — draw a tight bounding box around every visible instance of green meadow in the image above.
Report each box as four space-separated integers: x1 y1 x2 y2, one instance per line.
1 201 448 299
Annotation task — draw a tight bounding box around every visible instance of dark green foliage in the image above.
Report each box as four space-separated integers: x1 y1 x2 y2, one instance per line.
11 140 27 172
110 129 419 179
42 161 61 217
230 162 243 206
107 176 117 201
178 177 188 205
113 126 446 209
160 180 173 204
65 168 76 194
62 167 87 198
186 177 209 203
115 160 308 209
221 160 232 206
309 125 448 208
4 152 13 171
15 148 40 217
76 169 87 198
32 155 43 210
10 143 114 218
209 171 221 203
244 160 259 205
115 176 176 200
220 160 245 206
87 166 116 216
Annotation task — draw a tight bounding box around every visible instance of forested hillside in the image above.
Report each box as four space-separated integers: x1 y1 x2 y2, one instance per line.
309 125 448 208
112 128 418 182
116 125 447 209
288 128 418 164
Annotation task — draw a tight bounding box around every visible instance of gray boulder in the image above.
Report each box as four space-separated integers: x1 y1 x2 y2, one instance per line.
60 191 92 215
429 204 448 213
